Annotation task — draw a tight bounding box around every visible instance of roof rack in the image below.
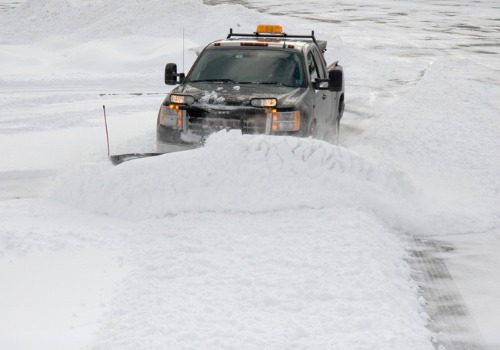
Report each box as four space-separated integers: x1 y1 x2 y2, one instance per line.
227 28 319 48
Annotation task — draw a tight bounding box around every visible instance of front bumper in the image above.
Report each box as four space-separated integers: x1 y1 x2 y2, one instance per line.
158 105 269 145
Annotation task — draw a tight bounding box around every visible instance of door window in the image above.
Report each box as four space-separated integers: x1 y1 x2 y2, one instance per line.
307 51 319 82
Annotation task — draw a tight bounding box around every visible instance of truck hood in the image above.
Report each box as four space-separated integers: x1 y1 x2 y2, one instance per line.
172 82 305 109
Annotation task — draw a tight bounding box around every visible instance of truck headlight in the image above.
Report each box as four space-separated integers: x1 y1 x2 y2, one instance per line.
170 94 194 104
160 104 185 129
265 110 300 133
251 98 277 107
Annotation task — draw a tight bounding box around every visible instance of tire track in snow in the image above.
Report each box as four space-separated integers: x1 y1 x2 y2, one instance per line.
408 236 485 350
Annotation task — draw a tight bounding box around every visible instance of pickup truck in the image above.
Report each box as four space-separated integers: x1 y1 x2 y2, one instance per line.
157 24 344 149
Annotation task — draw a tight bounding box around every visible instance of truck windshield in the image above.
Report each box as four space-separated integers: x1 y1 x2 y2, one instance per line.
187 48 304 88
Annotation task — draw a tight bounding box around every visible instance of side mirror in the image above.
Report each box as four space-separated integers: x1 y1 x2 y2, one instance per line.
165 63 185 85
328 69 343 92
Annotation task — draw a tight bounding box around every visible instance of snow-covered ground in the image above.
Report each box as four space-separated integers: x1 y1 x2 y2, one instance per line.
0 0 499 349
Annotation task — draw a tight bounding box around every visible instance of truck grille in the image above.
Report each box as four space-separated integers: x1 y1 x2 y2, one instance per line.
187 108 267 135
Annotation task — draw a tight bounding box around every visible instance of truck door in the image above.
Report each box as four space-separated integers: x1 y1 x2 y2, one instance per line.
307 49 332 139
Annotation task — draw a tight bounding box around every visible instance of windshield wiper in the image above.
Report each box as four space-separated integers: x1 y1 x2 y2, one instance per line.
237 81 285 86
258 81 285 86
190 79 238 84
233 81 293 87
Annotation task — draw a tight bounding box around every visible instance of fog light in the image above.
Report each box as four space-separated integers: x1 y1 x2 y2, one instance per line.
160 104 185 129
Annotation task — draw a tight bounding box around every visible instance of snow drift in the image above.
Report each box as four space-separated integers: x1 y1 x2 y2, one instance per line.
51 130 420 227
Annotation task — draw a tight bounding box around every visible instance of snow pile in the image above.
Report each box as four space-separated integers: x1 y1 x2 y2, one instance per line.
353 57 500 235
52 130 420 227
0 0 267 44
0 0 270 81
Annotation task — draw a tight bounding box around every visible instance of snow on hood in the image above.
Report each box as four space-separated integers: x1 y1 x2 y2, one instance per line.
176 82 304 108
51 131 420 228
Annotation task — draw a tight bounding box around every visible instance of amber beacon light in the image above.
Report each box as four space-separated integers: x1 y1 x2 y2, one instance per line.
255 24 283 34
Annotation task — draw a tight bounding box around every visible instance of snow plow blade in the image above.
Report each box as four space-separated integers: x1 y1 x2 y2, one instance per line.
109 153 164 165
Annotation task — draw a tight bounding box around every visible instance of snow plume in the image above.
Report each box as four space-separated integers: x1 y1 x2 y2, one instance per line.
51 130 420 227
